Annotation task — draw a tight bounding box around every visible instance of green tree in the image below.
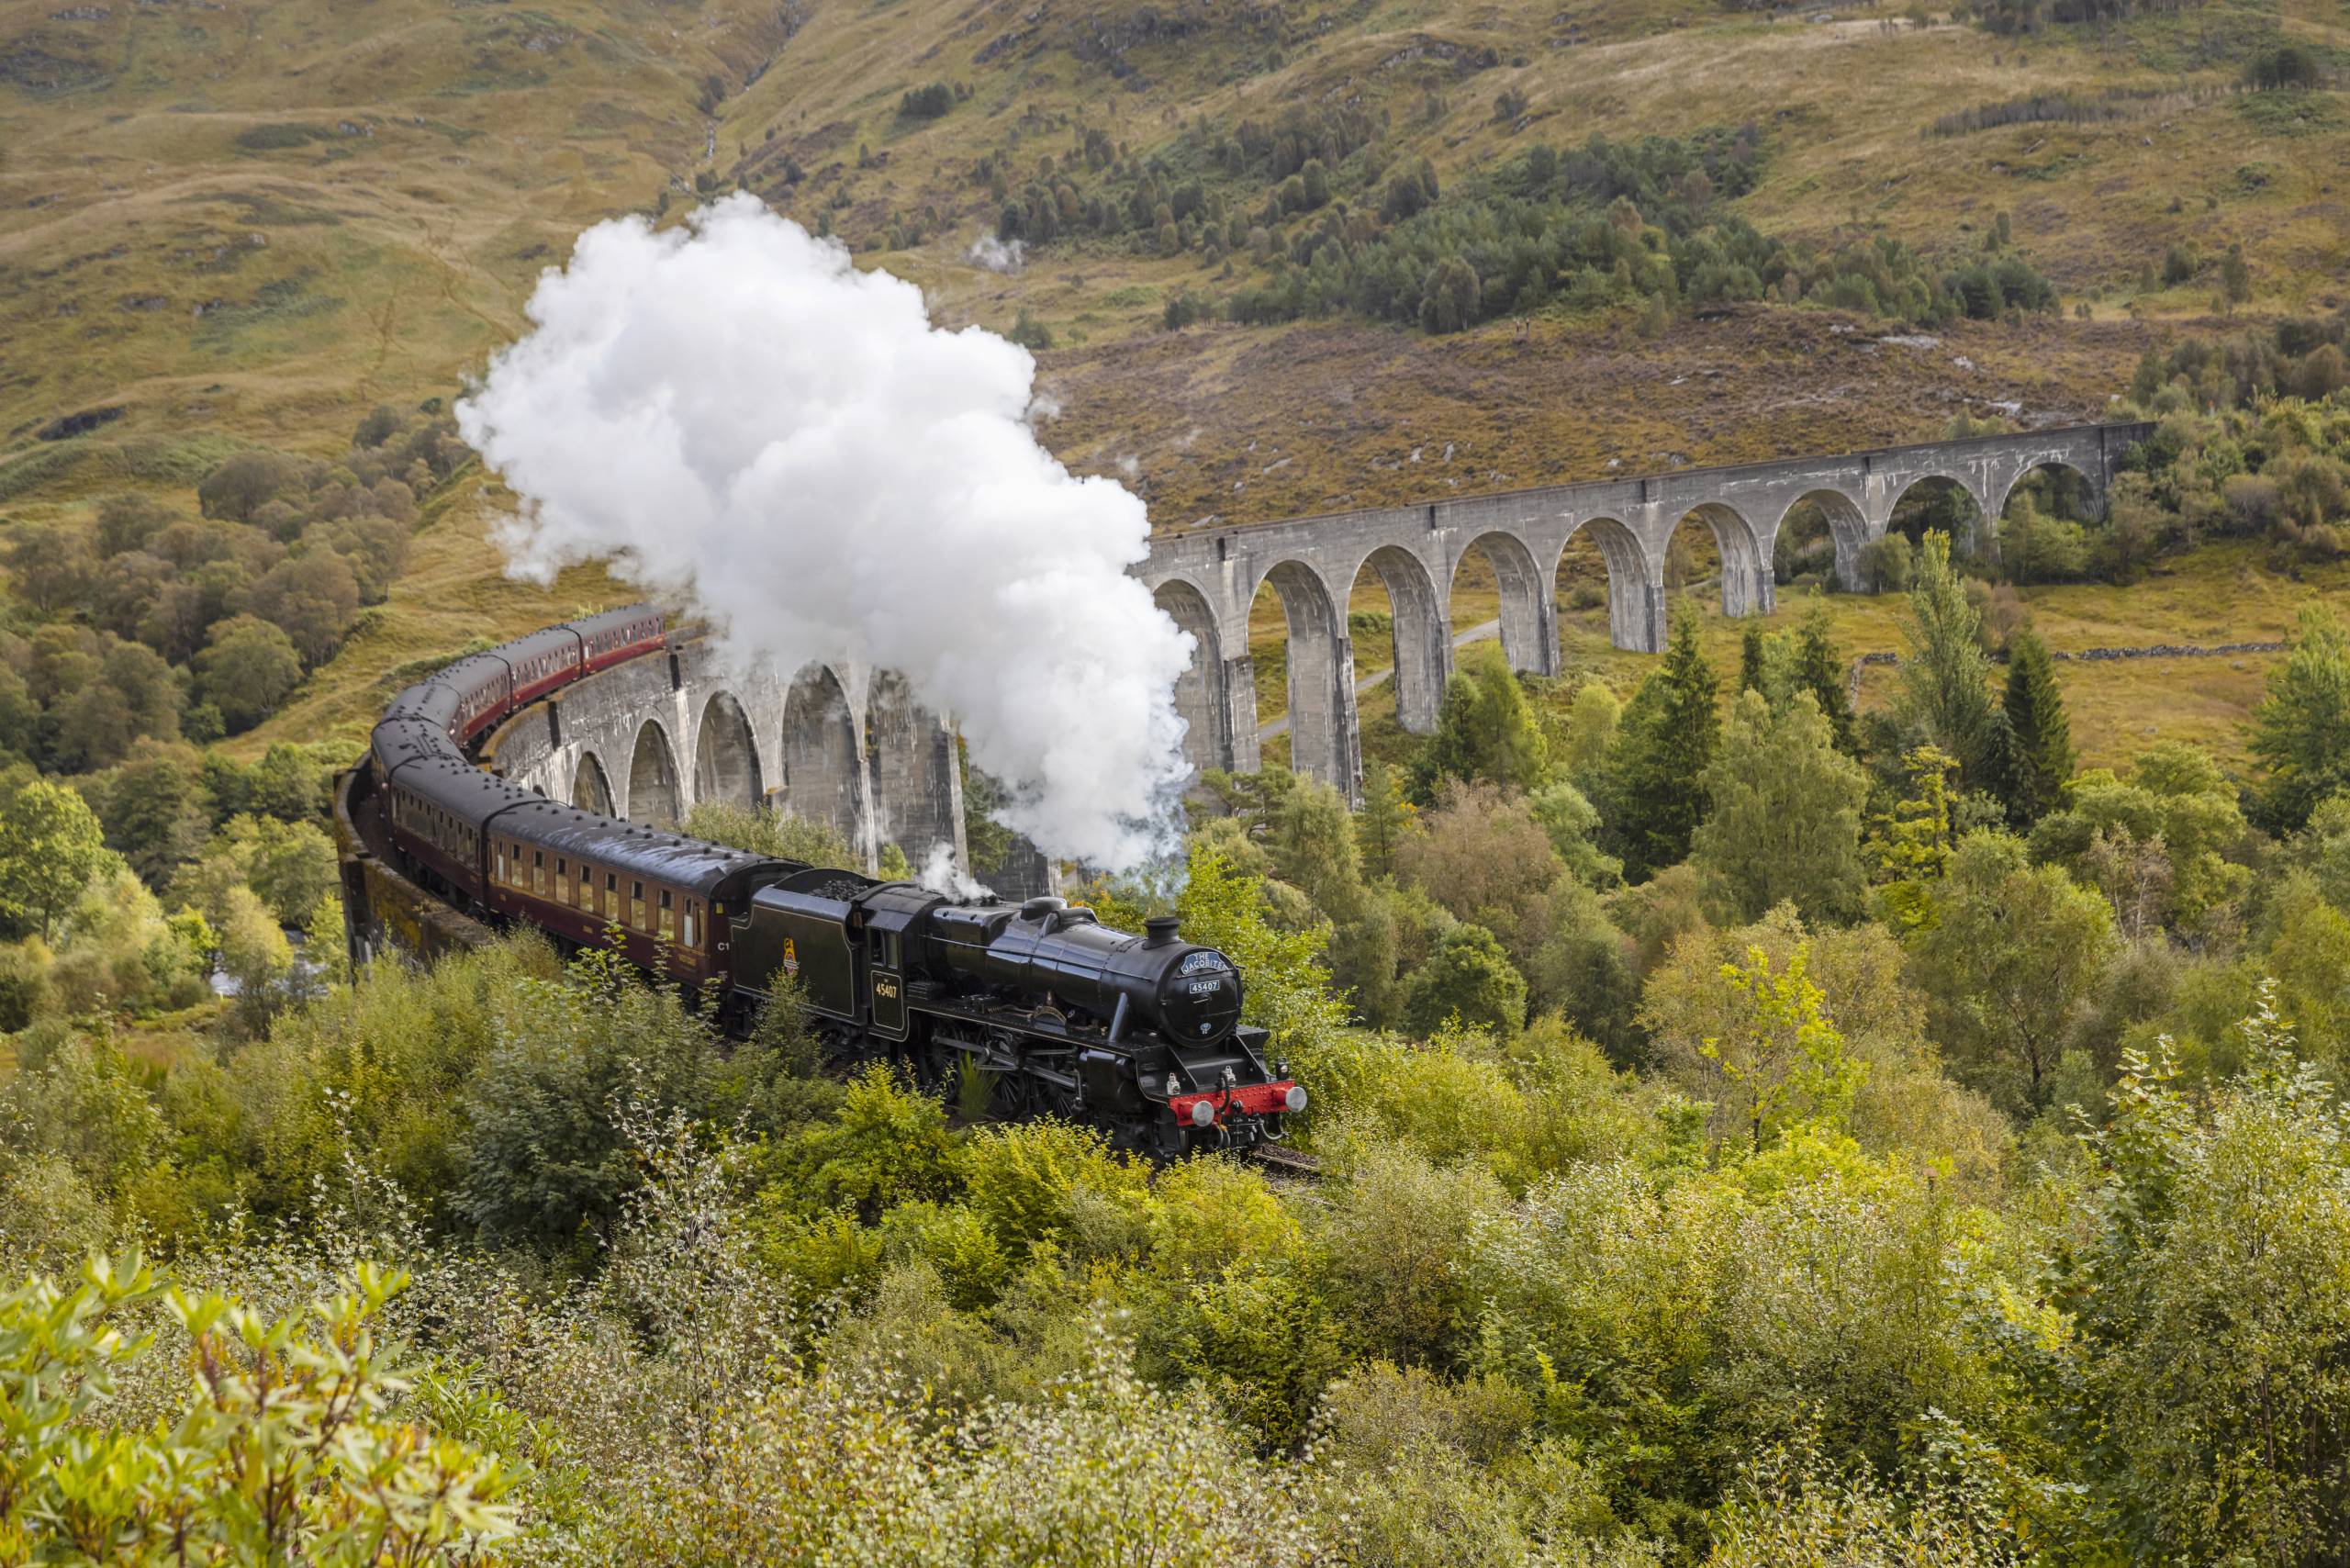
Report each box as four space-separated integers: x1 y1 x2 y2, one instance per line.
1872 745 1957 934
1692 690 1871 925
1896 532 2000 784
0 777 109 940
91 743 212 888
2251 602 2350 834
1991 627 2073 825
194 614 304 733
1353 757 1413 880
1905 830 2118 1108
1599 604 1719 879
1408 644 1549 801
2031 744 2249 934
1739 622 1769 695
1176 839 1349 1053
1560 679 1620 781
1792 604 1857 755
245 551 361 667
1695 942 1866 1155
1404 924 1528 1037
2219 241 2251 309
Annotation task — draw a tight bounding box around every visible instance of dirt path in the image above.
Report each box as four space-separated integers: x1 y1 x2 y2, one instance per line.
1258 618 1500 741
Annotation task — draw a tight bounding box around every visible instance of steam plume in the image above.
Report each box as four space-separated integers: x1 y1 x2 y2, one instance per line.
456 195 1191 870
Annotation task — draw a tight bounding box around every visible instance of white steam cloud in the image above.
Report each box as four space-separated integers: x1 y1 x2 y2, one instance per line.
456 195 1192 871
966 233 1025 274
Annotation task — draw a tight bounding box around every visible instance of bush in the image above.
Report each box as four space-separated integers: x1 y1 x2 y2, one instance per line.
2247 39 2323 91
899 82 956 120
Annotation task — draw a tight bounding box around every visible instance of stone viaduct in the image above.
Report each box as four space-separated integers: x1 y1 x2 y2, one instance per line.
481 633 974 878
1138 420 2154 797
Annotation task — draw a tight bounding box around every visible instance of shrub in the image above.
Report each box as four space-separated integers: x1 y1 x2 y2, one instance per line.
899 82 956 120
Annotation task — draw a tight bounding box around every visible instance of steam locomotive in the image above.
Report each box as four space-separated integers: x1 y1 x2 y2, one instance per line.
364 607 1304 1156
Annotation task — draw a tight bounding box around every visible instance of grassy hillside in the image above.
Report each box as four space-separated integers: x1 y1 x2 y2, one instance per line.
1 0 2344 760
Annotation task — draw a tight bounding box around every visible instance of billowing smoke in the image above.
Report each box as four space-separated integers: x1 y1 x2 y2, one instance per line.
966 233 1025 274
456 195 1192 871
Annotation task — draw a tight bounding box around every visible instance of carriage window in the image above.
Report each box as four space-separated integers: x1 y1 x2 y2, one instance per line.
532 850 545 894
683 900 699 947
657 889 674 940
576 864 593 910
631 880 645 929
493 843 506 884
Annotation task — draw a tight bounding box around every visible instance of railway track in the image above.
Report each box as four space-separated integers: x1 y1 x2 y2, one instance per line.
1245 1141 1323 1181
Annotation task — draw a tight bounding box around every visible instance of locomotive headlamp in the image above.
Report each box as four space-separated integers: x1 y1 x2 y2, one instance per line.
1284 1085 1308 1114
1189 1099 1216 1127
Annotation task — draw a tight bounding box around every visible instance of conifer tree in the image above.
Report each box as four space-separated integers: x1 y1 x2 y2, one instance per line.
2251 602 2350 834
1600 605 1719 880
1739 622 1768 696
1352 757 1412 880
1873 745 1956 933
1994 628 2074 825
1896 531 1999 785
1793 604 1858 756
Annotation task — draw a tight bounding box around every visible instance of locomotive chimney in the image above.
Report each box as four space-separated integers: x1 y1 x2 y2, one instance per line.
1143 915 1181 948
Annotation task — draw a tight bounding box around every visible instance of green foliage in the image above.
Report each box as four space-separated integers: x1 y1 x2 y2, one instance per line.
1598 606 1719 881
2251 601 2350 834
193 614 304 734
1873 745 1958 934
1989 628 2072 826
1692 691 1870 925
0 1252 515 1563
898 81 957 120
1791 605 1857 756
454 947 778 1251
0 776 110 941
1408 644 1550 801
1561 679 1622 782
1160 1260 1345 1448
953 1117 1147 1260
1983 1006 2350 1563
1897 532 2001 786
681 800 858 868
1906 832 2118 1110
1405 924 1528 1038
2031 742 2250 935
1353 756 1414 880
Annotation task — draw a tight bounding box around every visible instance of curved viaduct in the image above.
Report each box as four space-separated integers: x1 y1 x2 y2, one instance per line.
1139 420 2153 796
482 633 971 877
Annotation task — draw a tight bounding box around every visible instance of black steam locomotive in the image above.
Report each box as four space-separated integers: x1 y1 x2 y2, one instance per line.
364 607 1303 1156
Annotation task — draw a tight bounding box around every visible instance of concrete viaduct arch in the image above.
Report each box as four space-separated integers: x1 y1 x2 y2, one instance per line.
1138 420 2150 801
483 634 971 879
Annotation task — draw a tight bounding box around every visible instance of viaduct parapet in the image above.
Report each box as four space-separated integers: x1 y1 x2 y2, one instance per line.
1137 420 2154 797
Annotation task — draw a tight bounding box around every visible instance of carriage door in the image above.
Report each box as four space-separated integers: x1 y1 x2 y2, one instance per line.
867 926 907 1041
